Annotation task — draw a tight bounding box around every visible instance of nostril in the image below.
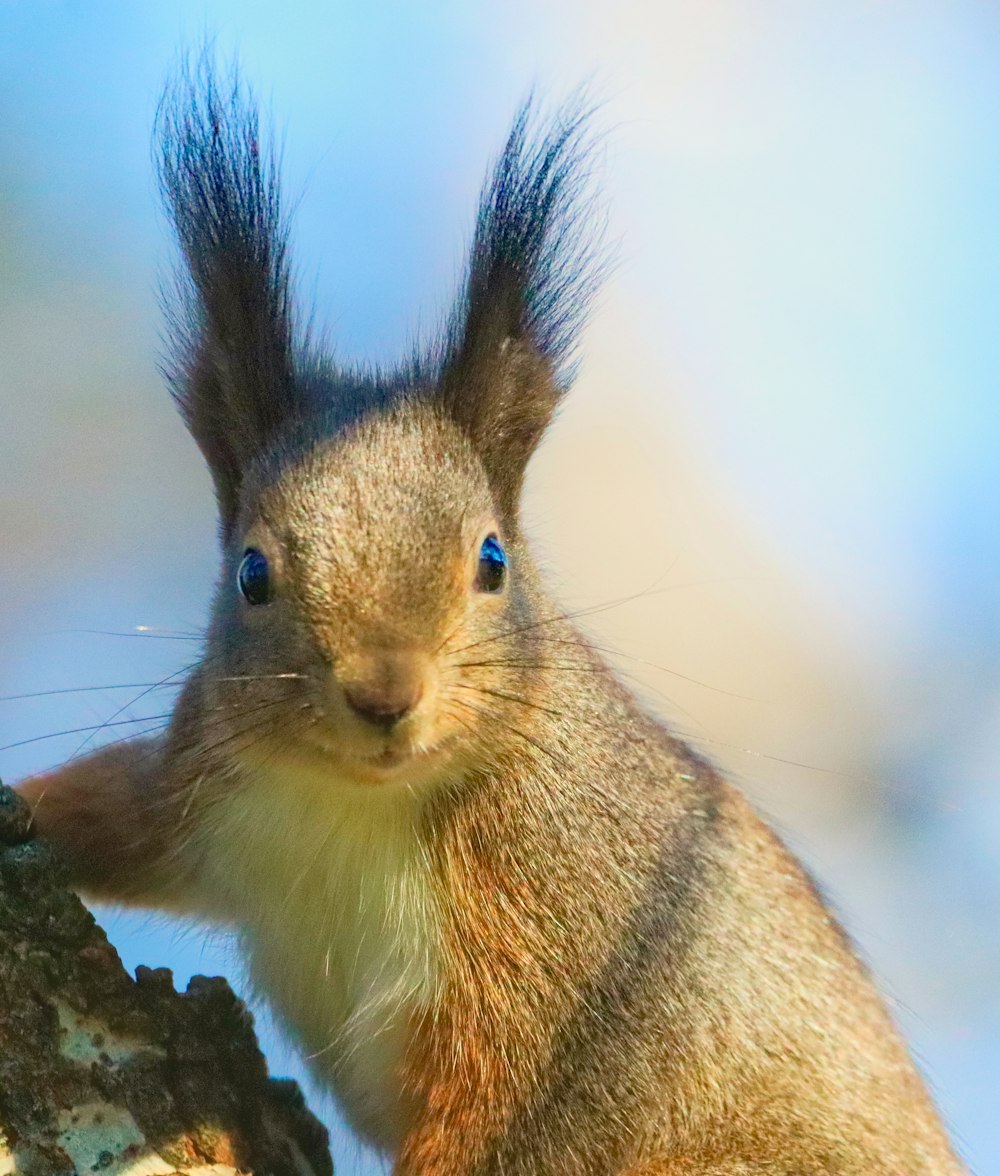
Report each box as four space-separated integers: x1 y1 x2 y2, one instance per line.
344 682 423 730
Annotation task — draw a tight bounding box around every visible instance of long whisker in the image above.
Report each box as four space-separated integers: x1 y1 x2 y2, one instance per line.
69 663 199 760
53 722 174 769
433 615 468 657
0 715 174 755
182 696 314 774
447 693 564 768
682 734 882 788
117 706 310 876
46 628 204 641
453 659 590 669
451 682 563 719
447 572 681 657
121 693 314 818
449 574 766 660
444 694 566 831
453 648 868 788
211 673 310 684
454 646 752 702
0 683 184 703
440 705 479 743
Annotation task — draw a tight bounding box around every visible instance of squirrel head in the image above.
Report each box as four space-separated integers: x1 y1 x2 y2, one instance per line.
157 63 602 790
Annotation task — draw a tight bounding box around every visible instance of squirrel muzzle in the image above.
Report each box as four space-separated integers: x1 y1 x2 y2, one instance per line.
340 645 430 731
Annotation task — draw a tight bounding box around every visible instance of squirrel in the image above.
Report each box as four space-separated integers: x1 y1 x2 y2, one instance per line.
17 63 964 1175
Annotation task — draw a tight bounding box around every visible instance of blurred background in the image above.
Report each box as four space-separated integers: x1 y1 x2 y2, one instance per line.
1 2 997 1171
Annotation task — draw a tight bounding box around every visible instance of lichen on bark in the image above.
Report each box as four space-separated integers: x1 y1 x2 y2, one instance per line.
0 783 332 1176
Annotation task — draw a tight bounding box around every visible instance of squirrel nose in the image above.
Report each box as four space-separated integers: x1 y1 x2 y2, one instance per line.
344 681 423 730
341 648 427 730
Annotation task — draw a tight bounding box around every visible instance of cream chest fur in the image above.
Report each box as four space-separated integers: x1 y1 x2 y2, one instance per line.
194 762 443 1153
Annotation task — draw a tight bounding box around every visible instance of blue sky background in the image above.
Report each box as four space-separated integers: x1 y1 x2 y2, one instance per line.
1 3 998 1171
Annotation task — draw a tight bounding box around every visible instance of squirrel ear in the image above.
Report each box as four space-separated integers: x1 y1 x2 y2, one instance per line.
437 100 603 519
156 61 302 536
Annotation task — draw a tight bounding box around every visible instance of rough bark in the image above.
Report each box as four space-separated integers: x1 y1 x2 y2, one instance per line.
0 783 333 1176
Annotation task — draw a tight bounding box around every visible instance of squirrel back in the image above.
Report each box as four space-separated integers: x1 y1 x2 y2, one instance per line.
18 62 964 1175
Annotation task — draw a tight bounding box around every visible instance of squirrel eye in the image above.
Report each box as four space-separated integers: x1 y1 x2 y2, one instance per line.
476 534 507 593
237 548 271 606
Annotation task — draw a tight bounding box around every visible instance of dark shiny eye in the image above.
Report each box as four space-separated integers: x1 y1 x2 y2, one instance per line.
237 548 271 606
476 534 507 593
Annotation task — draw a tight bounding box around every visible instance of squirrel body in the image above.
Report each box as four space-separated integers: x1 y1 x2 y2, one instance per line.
17 66 963 1174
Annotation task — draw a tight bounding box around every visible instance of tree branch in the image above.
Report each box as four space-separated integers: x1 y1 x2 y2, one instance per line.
0 783 332 1176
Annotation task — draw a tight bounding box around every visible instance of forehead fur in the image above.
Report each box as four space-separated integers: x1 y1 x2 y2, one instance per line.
253 403 494 634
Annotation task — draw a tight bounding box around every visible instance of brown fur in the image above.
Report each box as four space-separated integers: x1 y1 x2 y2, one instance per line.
18 739 185 905
18 63 963 1174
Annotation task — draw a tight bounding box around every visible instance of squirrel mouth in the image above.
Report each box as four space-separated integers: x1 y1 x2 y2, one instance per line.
363 737 450 772
350 729 465 784
279 723 458 788
370 746 410 769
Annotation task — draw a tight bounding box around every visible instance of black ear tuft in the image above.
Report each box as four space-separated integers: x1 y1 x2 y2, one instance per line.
156 58 303 535
438 98 605 519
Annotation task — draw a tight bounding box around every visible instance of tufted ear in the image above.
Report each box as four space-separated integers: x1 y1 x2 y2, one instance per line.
156 62 304 537
437 100 603 521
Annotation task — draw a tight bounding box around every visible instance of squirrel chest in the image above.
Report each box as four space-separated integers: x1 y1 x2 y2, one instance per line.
197 764 442 1151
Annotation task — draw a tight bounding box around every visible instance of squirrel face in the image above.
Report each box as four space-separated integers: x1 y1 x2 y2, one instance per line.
150 67 598 795
199 403 525 790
